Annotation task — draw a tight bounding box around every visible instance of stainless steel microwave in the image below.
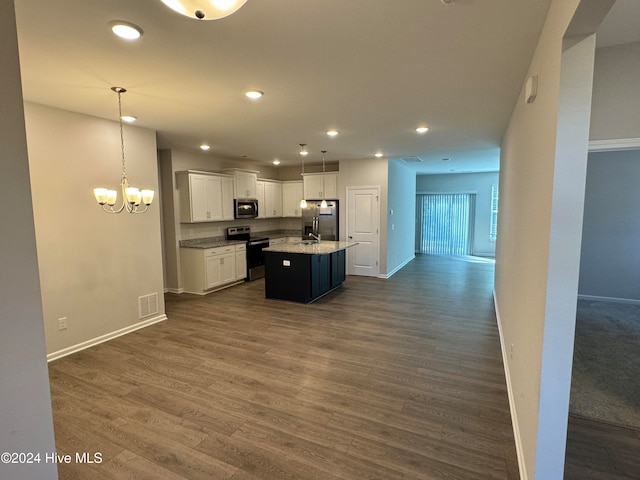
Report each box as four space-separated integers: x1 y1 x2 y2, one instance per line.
234 199 259 219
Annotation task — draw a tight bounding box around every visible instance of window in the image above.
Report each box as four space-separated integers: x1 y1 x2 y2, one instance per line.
416 193 475 255
490 185 499 242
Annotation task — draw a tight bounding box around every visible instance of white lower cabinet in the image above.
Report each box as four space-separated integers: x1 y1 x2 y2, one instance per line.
181 244 245 294
235 243 247 280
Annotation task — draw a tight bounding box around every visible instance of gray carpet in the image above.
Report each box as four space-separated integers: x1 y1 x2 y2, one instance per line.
570 299 640 429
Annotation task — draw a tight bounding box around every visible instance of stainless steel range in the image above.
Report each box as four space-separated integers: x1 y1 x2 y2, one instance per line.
226 226 269 281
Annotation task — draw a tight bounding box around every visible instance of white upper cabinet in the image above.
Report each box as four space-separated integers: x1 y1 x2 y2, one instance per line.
221 176 234 221
177 171 233 223
255 180 266 219
302 172 338 199
282 181 303 217
224 169 258 199
263 180 283 218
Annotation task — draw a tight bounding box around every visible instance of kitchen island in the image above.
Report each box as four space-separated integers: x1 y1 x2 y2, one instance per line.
263 241 357 303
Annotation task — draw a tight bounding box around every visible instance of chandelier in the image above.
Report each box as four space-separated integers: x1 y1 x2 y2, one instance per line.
160 0 248 20
93 87 154 214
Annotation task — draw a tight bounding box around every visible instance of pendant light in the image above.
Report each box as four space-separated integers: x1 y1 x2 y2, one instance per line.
320 150 328 209
159 0 247 20
93 87 154 214
299 144 308 209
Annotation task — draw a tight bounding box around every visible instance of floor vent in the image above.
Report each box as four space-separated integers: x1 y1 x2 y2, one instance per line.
138 293 159 319
400 156 424 163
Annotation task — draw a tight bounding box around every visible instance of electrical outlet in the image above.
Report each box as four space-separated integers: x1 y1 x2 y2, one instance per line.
58 317 68 330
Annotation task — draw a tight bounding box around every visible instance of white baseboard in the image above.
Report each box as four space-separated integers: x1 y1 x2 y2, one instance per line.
379 255 415 279
164 287 183 294
47 314 168 362
577 294 640 305
493 289 528 480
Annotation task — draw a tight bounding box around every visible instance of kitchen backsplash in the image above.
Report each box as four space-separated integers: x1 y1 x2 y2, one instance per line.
179 217 302 241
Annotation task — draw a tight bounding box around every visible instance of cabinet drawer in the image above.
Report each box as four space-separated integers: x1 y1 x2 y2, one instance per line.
235 243 246 252
204 245 235 256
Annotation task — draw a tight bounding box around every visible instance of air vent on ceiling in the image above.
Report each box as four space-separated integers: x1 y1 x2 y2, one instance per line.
400 156 424 163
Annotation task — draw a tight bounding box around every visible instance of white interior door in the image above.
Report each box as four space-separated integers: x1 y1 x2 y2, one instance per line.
346 187 380 276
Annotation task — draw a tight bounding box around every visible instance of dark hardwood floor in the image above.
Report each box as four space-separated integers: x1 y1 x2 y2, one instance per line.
47 255 639 479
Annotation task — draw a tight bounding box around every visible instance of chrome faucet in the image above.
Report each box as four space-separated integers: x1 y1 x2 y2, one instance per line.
308 232 321 243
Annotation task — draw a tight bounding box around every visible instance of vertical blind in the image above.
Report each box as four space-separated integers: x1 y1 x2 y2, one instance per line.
416 193 475 255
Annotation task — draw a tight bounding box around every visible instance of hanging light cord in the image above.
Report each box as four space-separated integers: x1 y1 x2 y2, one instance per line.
117 89 128 186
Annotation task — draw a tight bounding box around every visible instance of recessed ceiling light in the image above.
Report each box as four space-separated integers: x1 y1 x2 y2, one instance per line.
442 157 451 162
327 130 338 137
374 152 383 158
120 115 137 123
245 90 264 99
110 21 143 40
416 126 429 134
200 144 210 151
272 159 281 165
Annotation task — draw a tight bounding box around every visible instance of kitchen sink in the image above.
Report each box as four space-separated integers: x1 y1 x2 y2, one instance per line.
295 240 318 245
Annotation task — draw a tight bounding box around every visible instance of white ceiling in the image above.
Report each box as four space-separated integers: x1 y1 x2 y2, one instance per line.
12 0 638 175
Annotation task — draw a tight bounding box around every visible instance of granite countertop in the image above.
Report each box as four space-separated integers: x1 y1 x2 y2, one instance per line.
263 241 358 255
179 239 246 249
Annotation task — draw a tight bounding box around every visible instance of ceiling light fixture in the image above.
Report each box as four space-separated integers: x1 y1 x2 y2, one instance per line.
159 0 247 20
93 87 154 214
320 150 328 209
272 159 280 165
416 126 429 134
299 143 309 156
110 21 143 40
121 115 137 123
200 144 211 151
299 144 307 209
374 152 383 158
327 130 338 137
245 90 264 99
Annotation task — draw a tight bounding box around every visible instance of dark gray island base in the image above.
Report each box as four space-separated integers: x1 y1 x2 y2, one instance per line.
263 241 357 303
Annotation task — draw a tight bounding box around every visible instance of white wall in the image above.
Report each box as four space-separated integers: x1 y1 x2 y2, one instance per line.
590 41 640 141
387 159 416 275
338 157 388 274
416 172 499 256
495 0 608 478
24 103 166 358
579 150 640 301
0 1 57 477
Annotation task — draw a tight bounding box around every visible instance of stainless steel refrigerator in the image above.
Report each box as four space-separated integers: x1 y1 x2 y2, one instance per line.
302 200 339 241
